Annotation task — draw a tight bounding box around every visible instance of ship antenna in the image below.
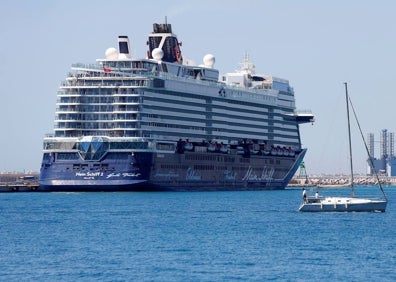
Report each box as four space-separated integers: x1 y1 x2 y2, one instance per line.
239 52 255 74
165 16 167 24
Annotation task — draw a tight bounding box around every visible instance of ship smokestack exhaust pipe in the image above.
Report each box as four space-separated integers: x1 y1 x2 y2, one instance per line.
118 36 131 59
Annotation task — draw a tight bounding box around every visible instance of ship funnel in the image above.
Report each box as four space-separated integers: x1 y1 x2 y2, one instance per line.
118 36 131 59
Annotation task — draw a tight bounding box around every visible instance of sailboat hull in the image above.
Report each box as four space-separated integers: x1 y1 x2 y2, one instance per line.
299 197 387 212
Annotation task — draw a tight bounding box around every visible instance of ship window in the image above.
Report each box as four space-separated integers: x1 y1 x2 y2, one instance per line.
148 37 162 58
252 76 265 81
57 153 79 160
224 157 235 162
42 153 51 161
109 141 148 150
105 153 129 160
194 164 214 170
157 143 175 151
77 136 109 161
119 42 129 54
162 37 179 62
272 81 290 92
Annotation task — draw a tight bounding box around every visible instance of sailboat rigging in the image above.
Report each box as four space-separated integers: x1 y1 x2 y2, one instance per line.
299 82 387 212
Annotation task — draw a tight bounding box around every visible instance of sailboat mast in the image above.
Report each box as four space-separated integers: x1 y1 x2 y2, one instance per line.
344 82 355 197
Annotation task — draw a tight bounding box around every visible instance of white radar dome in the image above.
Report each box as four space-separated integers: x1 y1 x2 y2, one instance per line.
203 54 215 68
105 47 119 60
152 48 164 60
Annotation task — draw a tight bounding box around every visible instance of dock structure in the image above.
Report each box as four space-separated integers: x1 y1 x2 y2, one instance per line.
0 183 40 192
0 173 40 192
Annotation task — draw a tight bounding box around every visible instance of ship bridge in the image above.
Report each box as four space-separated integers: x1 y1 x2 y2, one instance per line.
289 110 315 124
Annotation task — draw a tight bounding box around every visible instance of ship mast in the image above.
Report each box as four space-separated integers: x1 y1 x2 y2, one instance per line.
239 52 255 74
344 82 355 197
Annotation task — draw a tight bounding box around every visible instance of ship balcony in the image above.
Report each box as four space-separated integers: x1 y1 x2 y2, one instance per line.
56 101 81 105
55 118 133 123
112 92 140 97
55 108 82 113
60 80 148 88
55 106 124 112
57 94 83 98
54 124 139 130
112 125 139 130
112 109 139 114
140 125 206 135
112 102 139 106
54 119 139 124
113 118 138 122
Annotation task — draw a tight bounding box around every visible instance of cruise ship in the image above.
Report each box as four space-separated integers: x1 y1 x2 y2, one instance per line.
39 22 314 191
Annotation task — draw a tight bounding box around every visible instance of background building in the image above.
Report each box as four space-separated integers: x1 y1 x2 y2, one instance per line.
367 129 396 176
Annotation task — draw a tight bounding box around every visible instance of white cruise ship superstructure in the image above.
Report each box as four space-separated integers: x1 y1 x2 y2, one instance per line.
39 22 314 191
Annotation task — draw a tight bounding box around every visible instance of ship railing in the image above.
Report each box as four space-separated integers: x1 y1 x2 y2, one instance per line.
71 63 152 76
60 80 149 88
70 63 278 96
69 63 280 101
146 72 279 98
294 110 313 115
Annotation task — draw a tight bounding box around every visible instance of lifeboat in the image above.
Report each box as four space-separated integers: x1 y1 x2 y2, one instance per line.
184 142 193 151
220 145 229 153
207 143 216 152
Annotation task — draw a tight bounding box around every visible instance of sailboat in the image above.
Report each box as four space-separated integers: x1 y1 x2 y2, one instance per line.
299 82 387 212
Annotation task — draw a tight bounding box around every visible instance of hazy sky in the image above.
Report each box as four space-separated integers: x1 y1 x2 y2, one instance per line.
1 0 395 175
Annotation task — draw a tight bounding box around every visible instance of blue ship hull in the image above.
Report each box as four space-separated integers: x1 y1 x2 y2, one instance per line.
39 150 306 192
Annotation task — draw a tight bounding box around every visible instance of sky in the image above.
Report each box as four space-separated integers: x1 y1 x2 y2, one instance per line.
1 0 396 175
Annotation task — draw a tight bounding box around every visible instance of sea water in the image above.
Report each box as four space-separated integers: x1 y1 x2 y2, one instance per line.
0 186 395 281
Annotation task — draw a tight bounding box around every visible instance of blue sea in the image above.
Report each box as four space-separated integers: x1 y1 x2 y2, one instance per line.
1 186 395 281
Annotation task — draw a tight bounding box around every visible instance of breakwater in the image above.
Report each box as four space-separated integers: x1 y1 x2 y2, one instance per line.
289 175 396 187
